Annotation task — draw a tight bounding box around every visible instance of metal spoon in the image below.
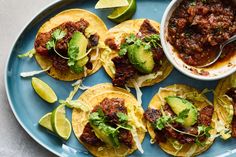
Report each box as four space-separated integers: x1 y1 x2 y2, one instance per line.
197 34 236 68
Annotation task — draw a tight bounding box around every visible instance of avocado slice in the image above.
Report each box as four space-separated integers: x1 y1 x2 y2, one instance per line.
165 96 198 127
127 45 155 74
68 32 89 73
90 123 120 147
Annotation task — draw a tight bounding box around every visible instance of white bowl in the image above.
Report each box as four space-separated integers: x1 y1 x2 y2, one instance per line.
160 0 236 81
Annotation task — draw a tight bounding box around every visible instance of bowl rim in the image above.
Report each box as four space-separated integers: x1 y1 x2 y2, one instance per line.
160 0 236 81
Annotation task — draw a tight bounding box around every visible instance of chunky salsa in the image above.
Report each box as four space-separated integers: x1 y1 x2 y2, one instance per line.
168 0 236 66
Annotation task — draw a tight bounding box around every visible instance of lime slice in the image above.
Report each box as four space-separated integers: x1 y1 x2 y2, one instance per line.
108 0 136 23
32 77 57 103
39 112 53 132
95 0 129 9
51 105 71 140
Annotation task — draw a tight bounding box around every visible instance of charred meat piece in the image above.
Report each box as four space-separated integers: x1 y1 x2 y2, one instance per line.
226 88 236 103
51 55 69 71
105 37 118 50
99 98 127 124
163 104 176 117
198 105 214 126
88 33 100 49
80 123 104 146
138 19 158 37
112 56 138 87
36 19 89 56
118 129 133 148
154 130 167 143
231 116 236 137
34 32 51 55
144 108 162 123
152 47 164 64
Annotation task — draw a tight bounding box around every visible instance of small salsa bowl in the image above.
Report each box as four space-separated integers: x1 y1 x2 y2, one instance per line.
160 0 236 81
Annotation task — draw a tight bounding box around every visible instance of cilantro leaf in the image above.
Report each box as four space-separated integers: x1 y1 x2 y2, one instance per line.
195 138 206 147
198 125 212 137
46 29 66 51
117 112 128 123
68 45 79 66
154 115 172 130
126 34 136 44
52 29 66 40
119 43 129 56
144 34 161 49
46 39 55 50
175 109 190 124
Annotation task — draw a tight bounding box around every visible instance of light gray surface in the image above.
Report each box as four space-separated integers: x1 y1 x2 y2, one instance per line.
0 0 57 156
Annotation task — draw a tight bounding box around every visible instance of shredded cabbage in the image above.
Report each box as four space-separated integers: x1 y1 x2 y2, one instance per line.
90 47 99 61
127 104 146 131
150 138 156 144
18 49 36 58
186 144 198 157
72 79 90 90
124 84 131 92
60 99 90 112
183 88 213 105
131 79 142 105
131 127 144 154
136 72 162 87
83 67 88 77
20 66 51 78
214 119 231 140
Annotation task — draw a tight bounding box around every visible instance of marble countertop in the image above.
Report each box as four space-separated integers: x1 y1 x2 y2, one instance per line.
0 0 57 156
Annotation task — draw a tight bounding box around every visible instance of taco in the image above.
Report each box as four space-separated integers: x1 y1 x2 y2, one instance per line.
102 19 173 87
144 84 217 156
72 83 146 157
34 9 107 81
214 72 236 140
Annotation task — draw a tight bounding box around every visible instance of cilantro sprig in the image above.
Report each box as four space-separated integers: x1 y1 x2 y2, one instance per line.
119 33 161 56
89 108 132 147
46 29 68 59
152 108 212 146
153 109 190 130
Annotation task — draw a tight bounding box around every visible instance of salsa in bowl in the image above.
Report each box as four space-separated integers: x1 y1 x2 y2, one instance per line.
161 0 236 80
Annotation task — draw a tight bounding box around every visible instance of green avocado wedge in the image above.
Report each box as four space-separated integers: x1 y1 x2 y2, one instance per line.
127 45 155 74
165 96 198 127
68 32 89 73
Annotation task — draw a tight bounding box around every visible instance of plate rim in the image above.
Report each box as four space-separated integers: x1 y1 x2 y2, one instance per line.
4 0 65 156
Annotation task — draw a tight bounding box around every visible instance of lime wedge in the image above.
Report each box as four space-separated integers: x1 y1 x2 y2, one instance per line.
39 112 53 132
108 0 136 23
95 0 129 9
32 77 57 103
51 105 71 140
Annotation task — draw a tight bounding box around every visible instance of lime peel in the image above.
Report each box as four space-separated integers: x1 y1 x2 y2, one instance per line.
95 0 129 9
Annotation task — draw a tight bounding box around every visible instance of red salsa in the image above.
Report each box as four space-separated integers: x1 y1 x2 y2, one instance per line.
168 0 236 66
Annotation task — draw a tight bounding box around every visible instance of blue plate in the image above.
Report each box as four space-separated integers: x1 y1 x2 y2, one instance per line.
5 0 236 156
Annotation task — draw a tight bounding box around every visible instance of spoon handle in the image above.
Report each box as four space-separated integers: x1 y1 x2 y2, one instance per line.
221 34 236 49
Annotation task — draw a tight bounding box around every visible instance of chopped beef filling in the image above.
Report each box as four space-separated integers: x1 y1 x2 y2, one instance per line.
168 0 236 66
138 19 158 37
198 105 214 126
34 19 97 72
80 123 104 146
105 37 118 50
81 98 133 148
226 88 236 137
112 57 138 86
118 129 133 148
88 33 100 49
97 98 127 124
144 103 214 145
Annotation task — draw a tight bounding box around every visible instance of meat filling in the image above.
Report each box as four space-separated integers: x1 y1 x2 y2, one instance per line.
81 98 133 148
108 19 164 87
144 103 214 145
112 57 138 86
34 19 97 72
80 123 104 146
